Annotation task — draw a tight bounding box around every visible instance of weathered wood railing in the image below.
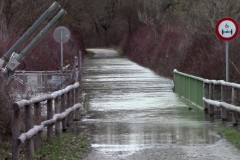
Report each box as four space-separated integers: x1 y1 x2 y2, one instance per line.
203 80 240 126
12 82 81 160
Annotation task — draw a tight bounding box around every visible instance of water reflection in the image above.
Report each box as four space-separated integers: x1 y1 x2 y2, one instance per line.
81 57 221 156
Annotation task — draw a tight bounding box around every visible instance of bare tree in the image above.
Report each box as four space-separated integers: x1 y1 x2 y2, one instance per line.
116 0 141 35
95 0 117 46
0 0 17 40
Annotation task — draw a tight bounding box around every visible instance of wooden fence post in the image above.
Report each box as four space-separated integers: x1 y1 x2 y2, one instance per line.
12 104 20 160
73 89 76 120
208 83 214 116
34 102 41 150
231 87 238 126
47 99 53 142
55 97 61 136
74 87 80 120
61 93 67 132
71 89 75 121
25 104 35 159
221 85 227 121
66 91 71 126
79 50 82 81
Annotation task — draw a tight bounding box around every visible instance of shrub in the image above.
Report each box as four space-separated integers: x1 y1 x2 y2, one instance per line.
0 78 13 141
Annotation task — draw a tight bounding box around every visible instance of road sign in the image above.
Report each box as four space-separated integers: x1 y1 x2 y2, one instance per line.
53 26 70 43
216 17 238 41
215 17 239 82
53 26 71 69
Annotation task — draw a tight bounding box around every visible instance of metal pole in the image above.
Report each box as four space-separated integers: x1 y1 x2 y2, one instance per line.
18 9 66 62
61 29 64 69
3 9 66 78
60 29 64 87
79 51 82 81
225 41 229 82
1 2 60 64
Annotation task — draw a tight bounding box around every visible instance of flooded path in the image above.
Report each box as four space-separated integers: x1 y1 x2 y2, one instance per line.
81 50 240 160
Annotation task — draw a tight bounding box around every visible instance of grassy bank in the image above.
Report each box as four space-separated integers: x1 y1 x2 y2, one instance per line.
0 132 91 160
33 133 91 160
218 126 240 148
0 139 12 159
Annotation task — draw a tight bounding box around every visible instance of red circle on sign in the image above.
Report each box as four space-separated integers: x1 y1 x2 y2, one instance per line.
215 17 239 41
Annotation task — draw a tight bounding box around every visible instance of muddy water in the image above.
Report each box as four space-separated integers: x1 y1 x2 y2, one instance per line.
80 52 240 160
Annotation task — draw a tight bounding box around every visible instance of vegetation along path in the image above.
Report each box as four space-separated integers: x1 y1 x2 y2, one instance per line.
80 49 240 160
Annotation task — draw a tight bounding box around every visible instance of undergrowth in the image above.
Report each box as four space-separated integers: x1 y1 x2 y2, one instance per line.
218 126 240 148
0 132 91 160
33 133 91 160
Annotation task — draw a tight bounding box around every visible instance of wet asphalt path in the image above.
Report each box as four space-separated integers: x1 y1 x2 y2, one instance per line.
80 50 240 160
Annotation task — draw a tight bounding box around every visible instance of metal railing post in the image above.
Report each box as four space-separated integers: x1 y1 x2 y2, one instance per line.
208 83 214 116
221 84 227 121
204 82 209 112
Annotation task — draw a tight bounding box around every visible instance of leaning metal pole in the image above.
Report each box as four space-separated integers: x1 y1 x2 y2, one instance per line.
18 9 66 62
0 1 60 68
3 9 66 79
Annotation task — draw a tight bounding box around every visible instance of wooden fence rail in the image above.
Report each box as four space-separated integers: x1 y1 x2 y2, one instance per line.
12 82 81 160
203 79 240 126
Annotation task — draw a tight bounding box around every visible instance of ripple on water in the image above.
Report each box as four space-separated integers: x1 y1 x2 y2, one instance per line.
81 56 224 159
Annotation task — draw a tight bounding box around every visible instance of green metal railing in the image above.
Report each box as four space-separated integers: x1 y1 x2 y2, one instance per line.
173 69 204 108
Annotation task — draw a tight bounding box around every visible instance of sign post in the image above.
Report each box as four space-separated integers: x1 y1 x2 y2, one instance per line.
216 17 239 82
225 41 229 82
53 26 70 69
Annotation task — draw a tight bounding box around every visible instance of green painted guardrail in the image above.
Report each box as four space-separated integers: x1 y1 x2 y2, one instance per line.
173 69 204 108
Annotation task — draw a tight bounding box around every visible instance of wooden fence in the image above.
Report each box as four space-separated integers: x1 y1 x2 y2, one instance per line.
203 80 240 126
12 82 81 160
